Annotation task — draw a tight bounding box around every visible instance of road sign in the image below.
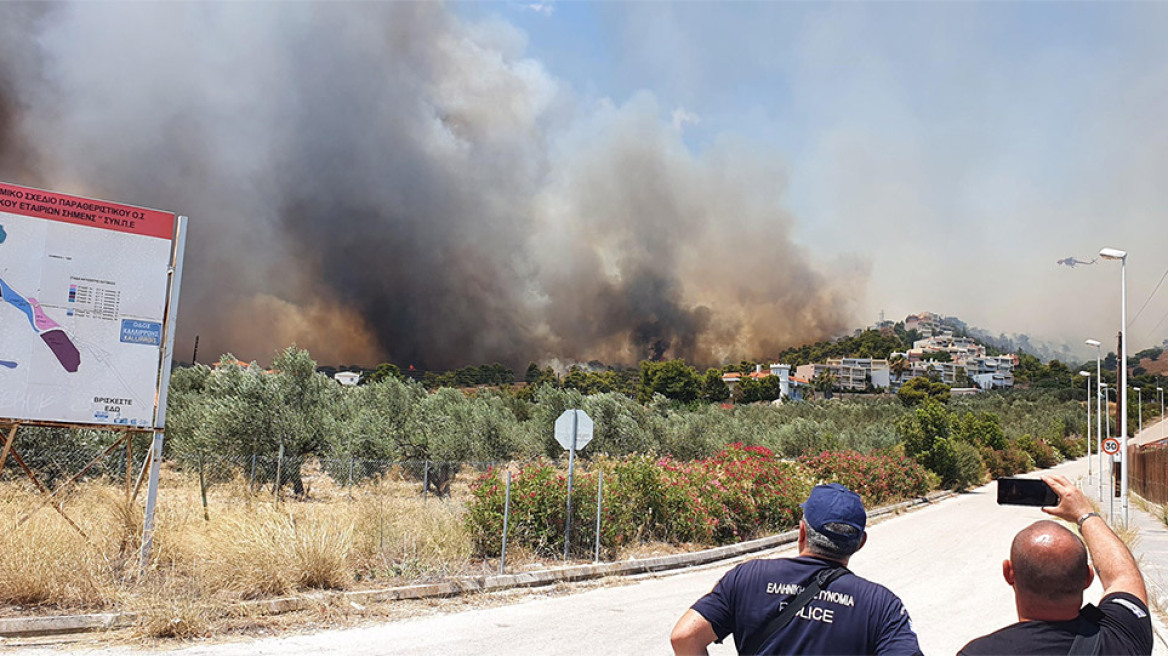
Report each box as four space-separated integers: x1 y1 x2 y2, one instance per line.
555 409 594 451
1102 437 1120 455
555 408 594 560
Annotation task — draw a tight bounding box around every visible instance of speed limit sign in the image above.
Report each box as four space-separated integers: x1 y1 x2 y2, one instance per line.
1102 437 1121 455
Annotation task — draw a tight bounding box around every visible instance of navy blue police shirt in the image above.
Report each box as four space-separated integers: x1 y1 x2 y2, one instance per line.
691 555 922 655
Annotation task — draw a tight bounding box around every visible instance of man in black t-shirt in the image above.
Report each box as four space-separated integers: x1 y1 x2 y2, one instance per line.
671 483 922 655
959 474 1152 655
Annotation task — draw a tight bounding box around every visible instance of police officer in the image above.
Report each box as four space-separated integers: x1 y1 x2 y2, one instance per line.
671 483 922 655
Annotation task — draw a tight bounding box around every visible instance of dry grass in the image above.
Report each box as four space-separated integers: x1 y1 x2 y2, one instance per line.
132 581 214 640
0 482 143 610
0 463 489 631
350 492 472 581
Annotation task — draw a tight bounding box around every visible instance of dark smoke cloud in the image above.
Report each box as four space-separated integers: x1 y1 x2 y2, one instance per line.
0 3 864 369
0 4 48 185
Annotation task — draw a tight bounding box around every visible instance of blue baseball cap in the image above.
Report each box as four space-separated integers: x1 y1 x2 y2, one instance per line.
801 483 867 541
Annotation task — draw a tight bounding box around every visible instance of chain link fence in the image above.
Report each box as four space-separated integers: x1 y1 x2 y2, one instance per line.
0 424 513 523
178 452 504 502
0 425 619 576
0 427 153 493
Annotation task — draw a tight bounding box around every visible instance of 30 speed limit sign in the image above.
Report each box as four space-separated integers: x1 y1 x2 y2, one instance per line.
1102 437 1121 455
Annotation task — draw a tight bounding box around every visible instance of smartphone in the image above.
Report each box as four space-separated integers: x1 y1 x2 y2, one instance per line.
997 478 1059 507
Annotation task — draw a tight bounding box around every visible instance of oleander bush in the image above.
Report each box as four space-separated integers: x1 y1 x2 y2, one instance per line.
467 446 937 558
799 450 933 506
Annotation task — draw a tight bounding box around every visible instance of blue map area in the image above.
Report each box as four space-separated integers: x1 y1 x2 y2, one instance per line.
0 276 37 331
0 223 14 369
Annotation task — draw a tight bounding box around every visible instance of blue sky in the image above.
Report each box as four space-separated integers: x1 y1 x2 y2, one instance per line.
453 1 1168 357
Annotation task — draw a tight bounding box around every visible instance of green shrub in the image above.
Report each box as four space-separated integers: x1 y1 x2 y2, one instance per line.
947 442 986 491
1017 434 1059 469
980 446 1033 478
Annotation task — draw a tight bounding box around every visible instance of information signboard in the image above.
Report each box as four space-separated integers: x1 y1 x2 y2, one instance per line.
0 182 175 426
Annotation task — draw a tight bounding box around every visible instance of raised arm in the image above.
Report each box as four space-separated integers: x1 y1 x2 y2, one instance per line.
1042 474 1147 604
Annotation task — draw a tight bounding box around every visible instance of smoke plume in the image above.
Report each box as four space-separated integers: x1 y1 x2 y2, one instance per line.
0 3 864 369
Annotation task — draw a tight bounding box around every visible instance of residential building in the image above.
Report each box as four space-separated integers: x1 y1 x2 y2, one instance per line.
797 359 891 391
724 364 807 401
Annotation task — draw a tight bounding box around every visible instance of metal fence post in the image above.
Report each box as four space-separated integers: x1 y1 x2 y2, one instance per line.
423 460 430 500
249 452 257 492
500 470 512 575
198 450 210 522
348 456 355 500
594 470 603 563
275 442 285 510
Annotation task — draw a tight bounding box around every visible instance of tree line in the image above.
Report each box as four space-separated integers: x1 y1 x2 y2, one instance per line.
158 346 1108 498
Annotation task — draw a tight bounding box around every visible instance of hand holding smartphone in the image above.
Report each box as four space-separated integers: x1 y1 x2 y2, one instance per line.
997 477 1060 507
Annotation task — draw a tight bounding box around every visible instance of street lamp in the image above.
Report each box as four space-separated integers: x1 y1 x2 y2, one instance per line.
1099 246 1128 526
1103 385 1114 438
1086 338 1103 498
1103 384 1117 521
1079 371 1092 483
1083 336 1102 494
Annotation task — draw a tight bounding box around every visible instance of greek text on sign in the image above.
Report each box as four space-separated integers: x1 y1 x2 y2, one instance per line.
1102 438 1121 455
120 319 163 346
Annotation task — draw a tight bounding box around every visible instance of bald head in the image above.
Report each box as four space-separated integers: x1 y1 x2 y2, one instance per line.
1010 520 1090 602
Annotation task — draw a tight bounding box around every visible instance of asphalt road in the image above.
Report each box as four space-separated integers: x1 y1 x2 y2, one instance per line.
45 456 1168 655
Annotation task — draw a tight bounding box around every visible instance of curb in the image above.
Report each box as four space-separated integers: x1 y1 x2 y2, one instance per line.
0 490 954 637
0 612 135 637
1125 493 1168 649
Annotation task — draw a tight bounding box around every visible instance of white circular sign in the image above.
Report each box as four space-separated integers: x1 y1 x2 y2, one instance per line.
1102 437 1120 455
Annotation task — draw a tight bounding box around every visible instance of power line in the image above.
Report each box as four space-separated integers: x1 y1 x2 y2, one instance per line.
1132 263 1168 327
1149 304 1168 341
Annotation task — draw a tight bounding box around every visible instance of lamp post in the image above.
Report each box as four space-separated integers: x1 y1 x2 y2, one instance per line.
1099 247 1128 526
1104 385 1114 439
1086 338 1103 497
1104 385 1117 521
1079 371 1092 483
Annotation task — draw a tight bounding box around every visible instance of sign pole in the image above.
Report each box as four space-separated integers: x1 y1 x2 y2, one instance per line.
500 470 511 576
564 410 577 561
594 469 603 563
553 409 593 560
140 215 187 573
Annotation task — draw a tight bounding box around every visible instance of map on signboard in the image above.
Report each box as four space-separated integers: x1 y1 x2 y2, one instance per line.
0 183 175 426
